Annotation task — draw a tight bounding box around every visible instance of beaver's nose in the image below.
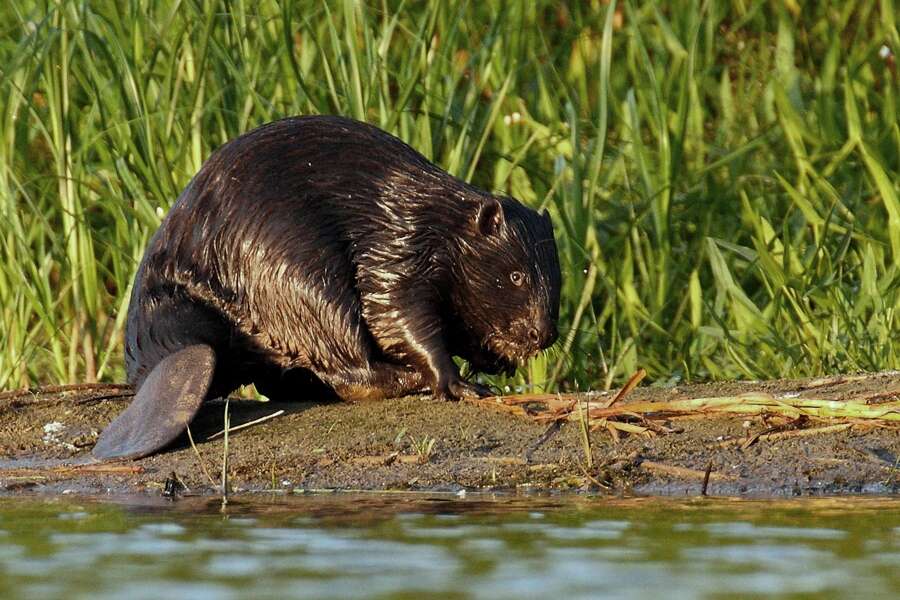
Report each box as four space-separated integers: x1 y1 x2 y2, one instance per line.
529 323 558 349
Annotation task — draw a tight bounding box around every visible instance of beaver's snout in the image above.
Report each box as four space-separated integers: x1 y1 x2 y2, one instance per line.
527 321 558 350
503 315 557 359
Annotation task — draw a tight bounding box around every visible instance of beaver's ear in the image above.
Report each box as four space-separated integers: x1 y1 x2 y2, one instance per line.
475 198 504 236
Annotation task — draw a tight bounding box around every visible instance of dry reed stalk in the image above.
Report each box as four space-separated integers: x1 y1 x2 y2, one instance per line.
639 460 737 481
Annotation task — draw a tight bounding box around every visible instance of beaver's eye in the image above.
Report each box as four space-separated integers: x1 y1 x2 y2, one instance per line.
510 271 524 286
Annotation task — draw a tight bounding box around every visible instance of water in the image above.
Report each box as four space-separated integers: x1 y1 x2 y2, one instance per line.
0 494 898 599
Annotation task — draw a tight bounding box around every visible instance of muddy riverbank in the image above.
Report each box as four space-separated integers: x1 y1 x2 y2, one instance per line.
1 373 898 498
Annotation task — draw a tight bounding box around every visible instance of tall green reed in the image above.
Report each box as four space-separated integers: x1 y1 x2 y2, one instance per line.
0 1 897 391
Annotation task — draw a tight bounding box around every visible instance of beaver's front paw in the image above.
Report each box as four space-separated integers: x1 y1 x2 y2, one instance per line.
435 377 495 401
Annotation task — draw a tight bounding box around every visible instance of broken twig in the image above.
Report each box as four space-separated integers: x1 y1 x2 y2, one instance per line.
207 409 285 440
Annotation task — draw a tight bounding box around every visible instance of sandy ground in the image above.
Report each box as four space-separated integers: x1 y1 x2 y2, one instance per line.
0 373 898 498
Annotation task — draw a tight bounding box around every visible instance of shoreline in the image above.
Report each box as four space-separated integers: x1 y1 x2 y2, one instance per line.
1 373 898 499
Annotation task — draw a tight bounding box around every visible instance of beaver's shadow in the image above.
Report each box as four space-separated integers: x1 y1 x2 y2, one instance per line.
173 394 338 449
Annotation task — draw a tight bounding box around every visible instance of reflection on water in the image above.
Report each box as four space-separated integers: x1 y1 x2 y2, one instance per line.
0 494 897 599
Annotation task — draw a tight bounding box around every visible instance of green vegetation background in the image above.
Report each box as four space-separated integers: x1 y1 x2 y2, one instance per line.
0 1 897 392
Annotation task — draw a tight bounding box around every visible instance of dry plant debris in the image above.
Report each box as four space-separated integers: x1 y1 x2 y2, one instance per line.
469 371 900 442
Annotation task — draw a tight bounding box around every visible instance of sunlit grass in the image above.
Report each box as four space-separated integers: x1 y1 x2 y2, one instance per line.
0 1 897 391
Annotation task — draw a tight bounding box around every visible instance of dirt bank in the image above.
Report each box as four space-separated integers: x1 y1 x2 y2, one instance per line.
0 373 898 498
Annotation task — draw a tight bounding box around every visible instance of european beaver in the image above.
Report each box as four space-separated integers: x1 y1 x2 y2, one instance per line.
93 115 561 460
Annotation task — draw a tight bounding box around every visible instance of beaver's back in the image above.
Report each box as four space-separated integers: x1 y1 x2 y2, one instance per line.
123 116 478 388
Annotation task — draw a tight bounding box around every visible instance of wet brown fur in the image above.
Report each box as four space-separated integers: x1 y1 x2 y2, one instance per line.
126 115 561 403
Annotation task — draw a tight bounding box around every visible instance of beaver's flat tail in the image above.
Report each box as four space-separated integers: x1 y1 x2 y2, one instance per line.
92 345 216 461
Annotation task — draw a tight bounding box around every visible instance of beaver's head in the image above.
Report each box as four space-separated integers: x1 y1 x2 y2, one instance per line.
449 195 561 374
